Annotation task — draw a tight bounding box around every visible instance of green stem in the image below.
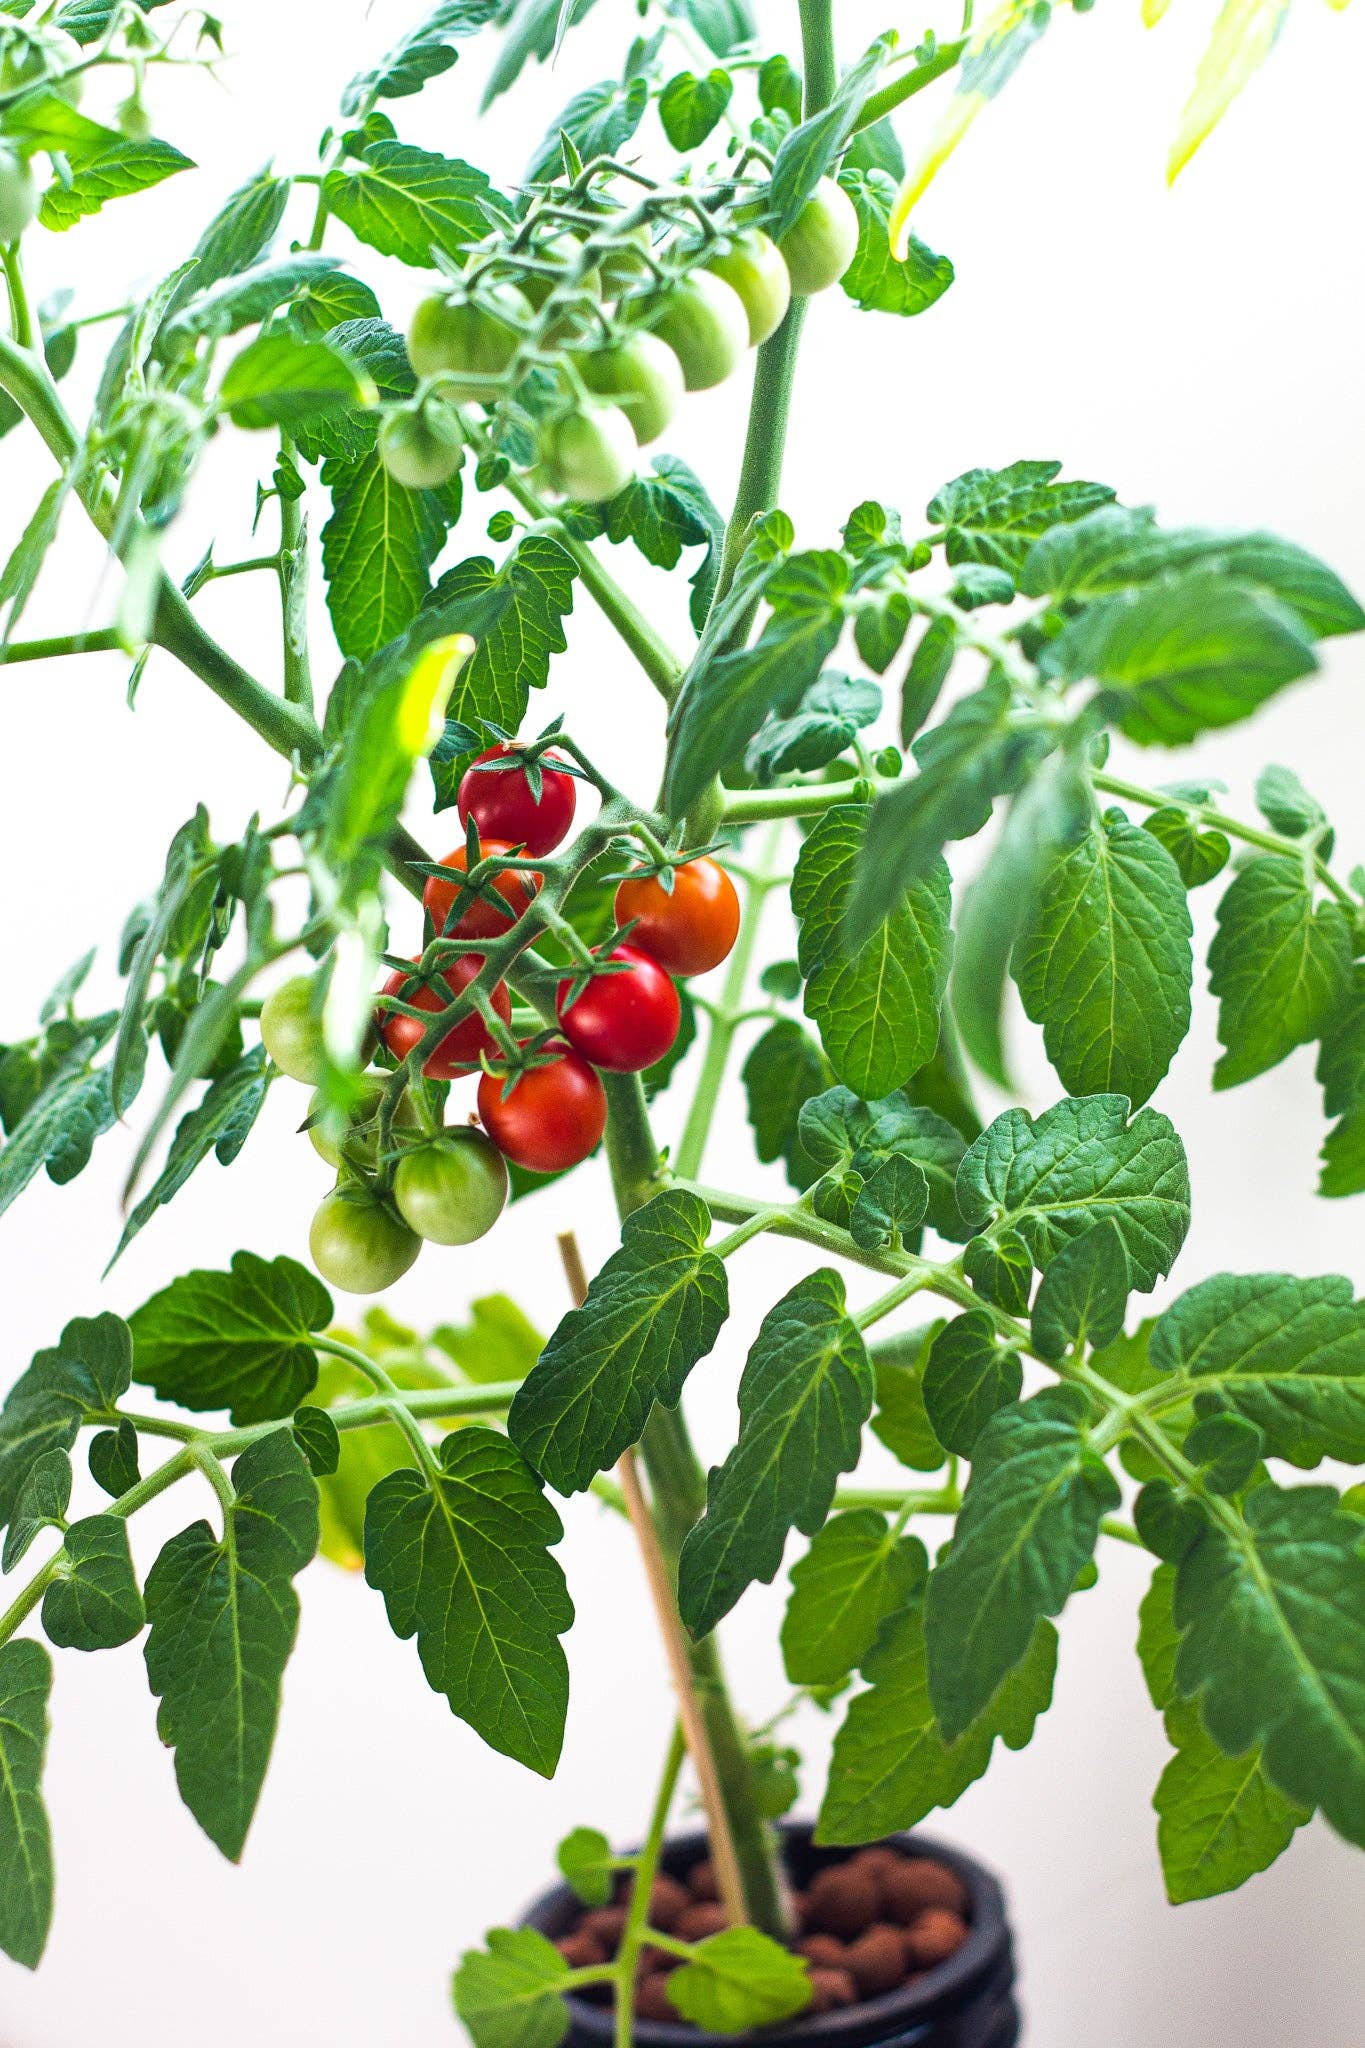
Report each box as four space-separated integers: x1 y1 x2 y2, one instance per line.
709 307 807 612
2 243 35 350
615 1724 687 2048
1092 769 1356 909
721 774 894 824
277 437 314 713
798 0 840 117
854 38 968 132
0 626 124 663
833 1485 960 1514
673 825 784 1180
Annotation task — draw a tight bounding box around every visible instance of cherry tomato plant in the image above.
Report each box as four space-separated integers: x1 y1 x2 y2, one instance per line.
0 1 1361 2040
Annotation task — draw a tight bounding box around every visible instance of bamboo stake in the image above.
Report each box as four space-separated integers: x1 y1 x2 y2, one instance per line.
557 1231 749 1927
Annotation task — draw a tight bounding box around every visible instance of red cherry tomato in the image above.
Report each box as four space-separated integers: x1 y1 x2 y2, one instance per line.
456 744 577 858
378 956 511 1079
614 857 741 977
423 837 541 940
556 944 680 1073
477 1044 608 1173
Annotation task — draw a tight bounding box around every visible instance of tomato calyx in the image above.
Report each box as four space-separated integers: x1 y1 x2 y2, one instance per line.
420 821 542 941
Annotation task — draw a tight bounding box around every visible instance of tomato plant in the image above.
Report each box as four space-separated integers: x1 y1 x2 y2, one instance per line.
477 1047 608 1174
0 3 1360 2039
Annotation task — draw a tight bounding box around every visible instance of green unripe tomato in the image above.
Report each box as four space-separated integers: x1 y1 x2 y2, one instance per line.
0 148 38 245
642 270 749 391
778 177 860 296
0 27 82 103
309 1190 421 1295
260 975 326 1085
579 331 683 447
307 1081 417 1169
406 282 532 398
378 400 464 491
541 403 637 504
393 1131 508 1246
521 231 601 313
705 230 791 347
591 217 654 299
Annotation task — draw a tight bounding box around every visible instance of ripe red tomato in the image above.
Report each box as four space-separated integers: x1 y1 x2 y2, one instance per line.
456 744 577 857
614 858 741 977
378 956 511 1079
424 837 540 940
477 1045 608 1173
556 944 680 1073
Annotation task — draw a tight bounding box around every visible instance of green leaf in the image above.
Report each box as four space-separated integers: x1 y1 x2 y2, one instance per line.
675 0 756 56
1020 506 1365 639
766 33 892 237
1141 805 1230 889
746 672 880 781
1255 763 1330 849
793 805 952 1101
1208 856 1350 1089
2 1451 72 1572
159 252 342 349
0 477 64 641
1317 968 1365 1197
323 142 505 268
89 1418 139 1499
220 332 375 431
1141 1561 1307 1901
0 1640 53 1967
365 1428 571 1774
453 1926 570 2048
957 1094 1191 1293
424 536 578 802
781 1510 926 1686
1029 1219 1129 1363
593 455 723 633
927 460 1116 576
1149 1271 1365 1466
741 1020 831 1191
0 1039 114 1217
41 1515 144 1651
525 73 650 184
144 1429 318 1859
924 1385 1119 1738
664 553 847 820
922 1310 1022 1455
665 1927 811 2031
869 1323 948 1472
659 67 733 149
837 167 953 317
321 443 457 660
847 674 1044 943
799 1085 970 1241
128 1251 331 1424
111 1047 270 1266
341 0 500 115
509 1190 727 1494
295 315 413 464
1173 1481 1365 1847
39 134 193 228
0 1313 130 1529
963 1228 1032 1314
850 1154 929 1253
817 1594 1057 1844
1013 809 1193 1106
292 1406 341 1478
1049 572 1319 745
678 1271 873 1635
556 1824 614 1906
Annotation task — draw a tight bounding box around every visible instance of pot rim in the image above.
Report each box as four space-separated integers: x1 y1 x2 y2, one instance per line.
519 1820 1013 2048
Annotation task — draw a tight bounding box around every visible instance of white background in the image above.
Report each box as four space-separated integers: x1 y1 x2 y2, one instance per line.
2 1 1365 2042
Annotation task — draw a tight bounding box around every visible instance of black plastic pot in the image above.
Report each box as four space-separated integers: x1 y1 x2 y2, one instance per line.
522 1821 1019 2048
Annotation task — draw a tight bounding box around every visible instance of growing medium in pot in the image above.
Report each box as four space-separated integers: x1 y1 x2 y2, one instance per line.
0 3 1361 2045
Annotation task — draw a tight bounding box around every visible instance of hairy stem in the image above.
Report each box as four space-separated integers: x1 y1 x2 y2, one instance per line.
615 1724 688 2048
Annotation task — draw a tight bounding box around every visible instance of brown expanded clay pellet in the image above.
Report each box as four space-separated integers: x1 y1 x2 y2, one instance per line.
880 1858 969 1923
844 1925 908 1998
808 1966 859 2014
686 1858 719 1901
674 1900 729 1942
578 1904 629 1951
804 1862 881 1938
903 1907 969 1969
647 1874 691 1932
555 1931 607 1969
847 1845 904 1882
635 1975 680 2023
797 1932 848 1970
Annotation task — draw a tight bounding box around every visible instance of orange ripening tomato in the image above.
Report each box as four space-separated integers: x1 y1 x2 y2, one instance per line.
377 956 511 1079
614 858 741 977
424 837 540 940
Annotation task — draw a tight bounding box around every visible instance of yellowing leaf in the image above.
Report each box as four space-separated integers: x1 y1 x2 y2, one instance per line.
1168 0 1290 182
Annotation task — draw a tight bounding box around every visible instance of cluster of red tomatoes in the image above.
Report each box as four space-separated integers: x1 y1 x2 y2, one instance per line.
260 745 739 1293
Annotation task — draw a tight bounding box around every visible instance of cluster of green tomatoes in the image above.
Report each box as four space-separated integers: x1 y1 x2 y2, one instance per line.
377 176 861 505
261 747 741 1293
